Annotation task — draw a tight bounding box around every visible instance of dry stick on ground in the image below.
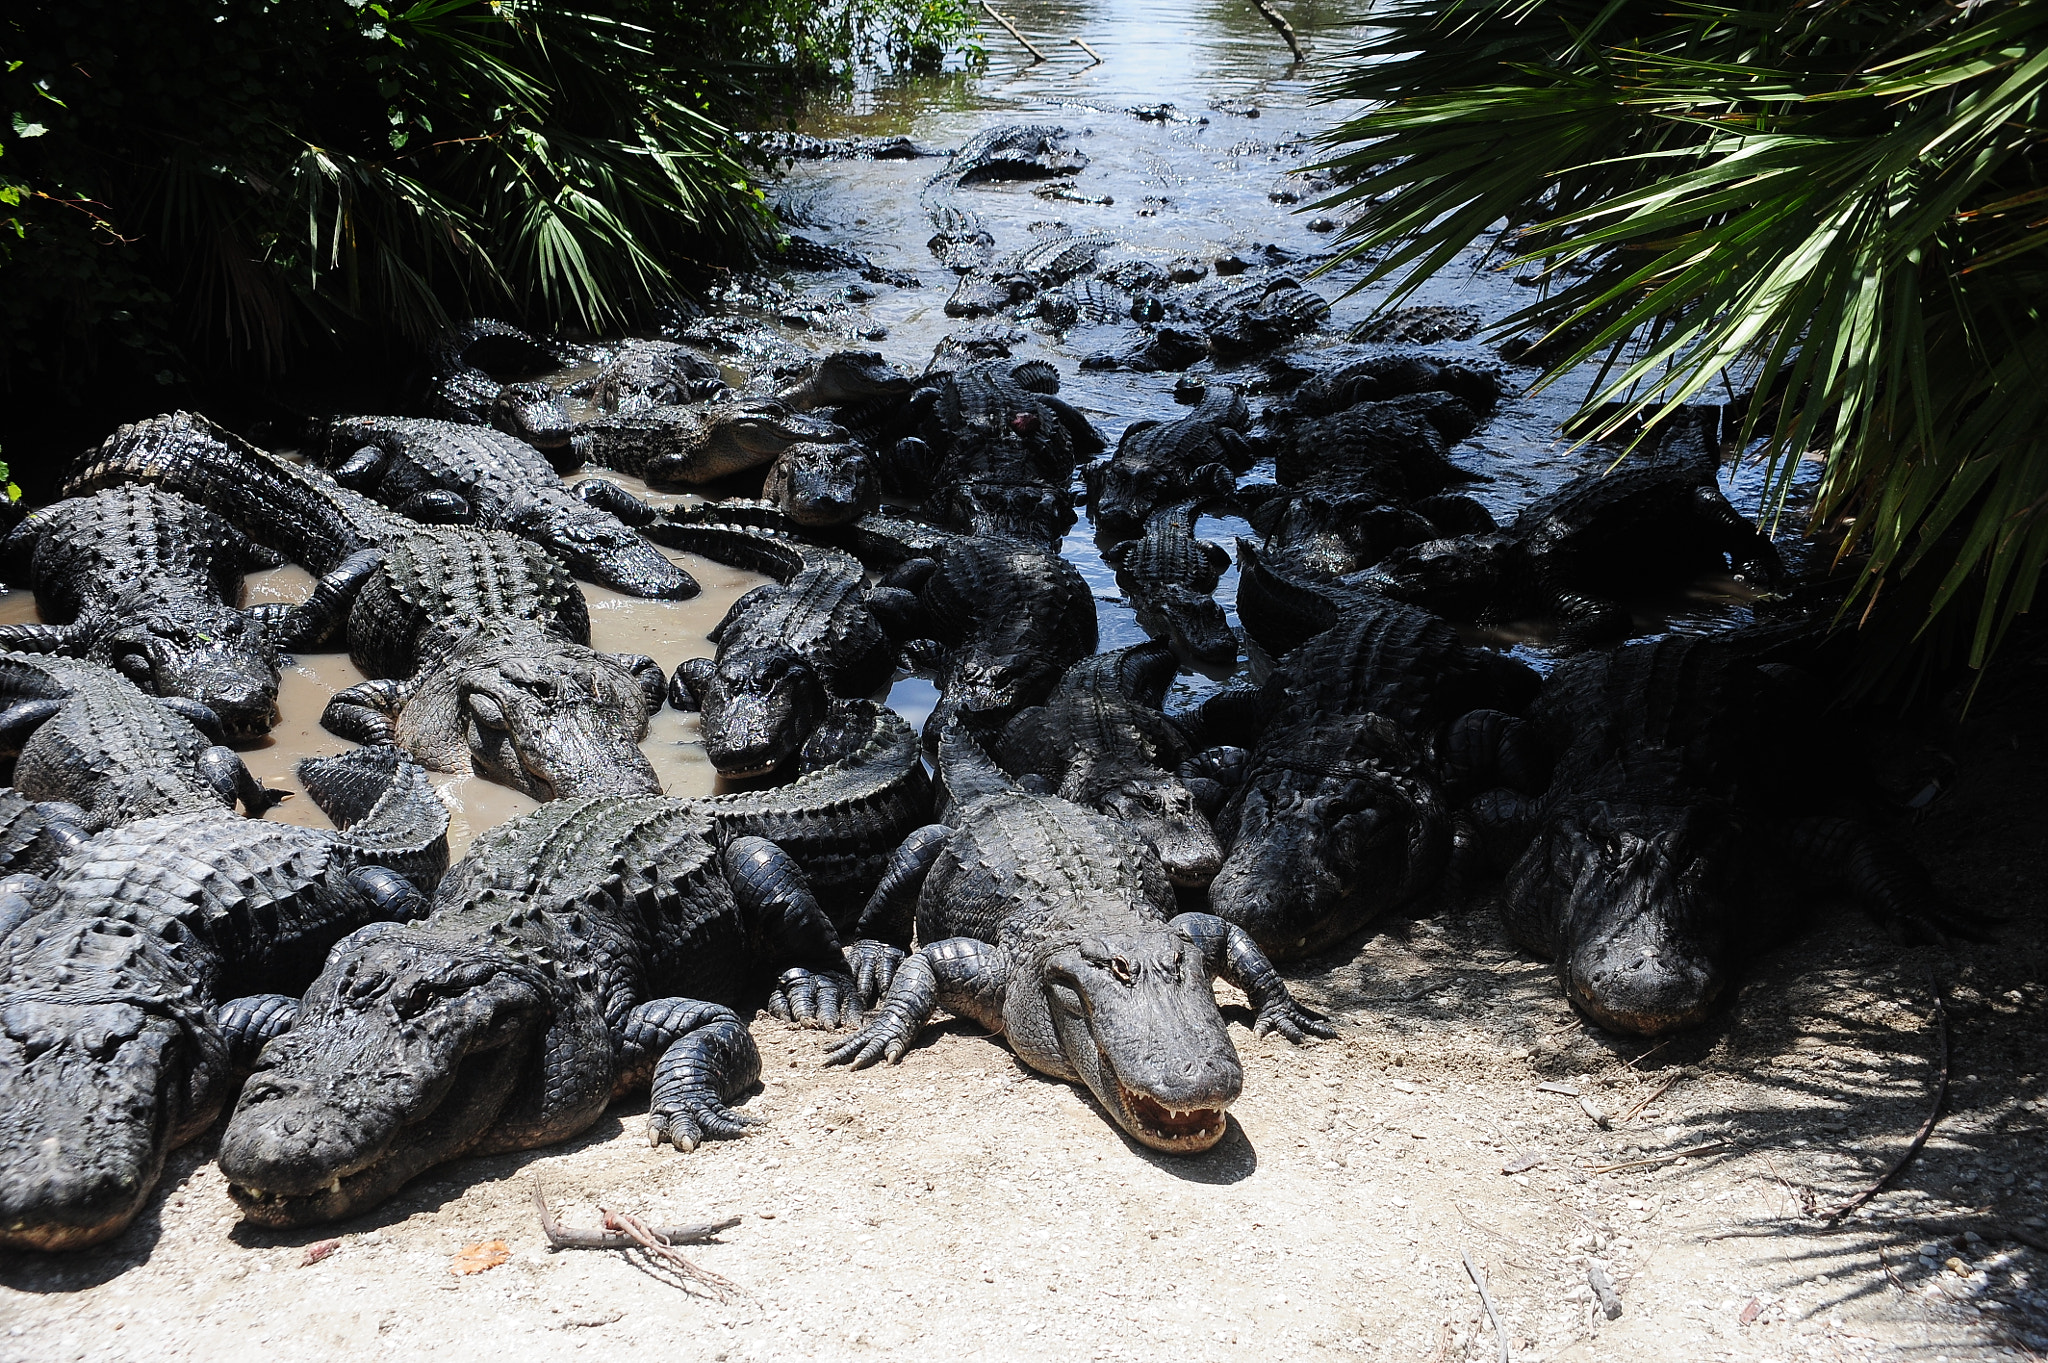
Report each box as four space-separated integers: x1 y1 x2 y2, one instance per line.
1823 977 1950 1223
1588 1262 1624 1320
1584 1141 1731 1176
533 1184 744 1299
1461 1248 1512 1363
1618 1072 1681 1124
979 3 1046 62
600 1207 745 1300
1249 0 1305 63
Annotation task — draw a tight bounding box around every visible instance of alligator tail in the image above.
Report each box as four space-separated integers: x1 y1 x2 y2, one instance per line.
642 518 811 583
935 721 1022 816
297 748 451 890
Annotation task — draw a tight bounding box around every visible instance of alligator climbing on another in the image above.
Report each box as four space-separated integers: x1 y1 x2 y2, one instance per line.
220 799 891 1227
691 699 933 934
648 520 897 778
774 350 917 413
1363 411 1785 646
995 644 1222 888
570 399 846 489
1243 483 1495 584
0 487 299 741
321 415 697 600
1499 633 1976 1036
826 726 1330 1153
322 527 665 802
1086 384 1253 545
0 746 446 1250
1101 501 1238 668
0 652 286 831
1193 276 1330 357
570 339 728 414
902 358 1104 545
428 319 576 453
1273 351 1504 421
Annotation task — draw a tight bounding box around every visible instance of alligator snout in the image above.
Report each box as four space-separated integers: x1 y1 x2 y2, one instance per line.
1565 939 1722 1036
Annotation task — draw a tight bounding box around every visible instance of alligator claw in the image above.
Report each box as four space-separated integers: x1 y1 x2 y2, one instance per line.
823 1017 913 1069
767 966 861 1029
1254 1000 1336 1044
843 939 906 1005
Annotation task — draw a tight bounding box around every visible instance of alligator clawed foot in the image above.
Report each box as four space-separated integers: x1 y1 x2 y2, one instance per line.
1254 1000 1337 1044
765 967 862 1030
822 1017 912 1070
647 1101 761 1153
843 939 907 1005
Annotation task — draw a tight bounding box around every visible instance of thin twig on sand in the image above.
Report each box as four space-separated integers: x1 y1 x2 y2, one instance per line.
533 1184 744 1299
1461 1248 1511 1363
1823 977 1949 1223
1584 1141 1731 1176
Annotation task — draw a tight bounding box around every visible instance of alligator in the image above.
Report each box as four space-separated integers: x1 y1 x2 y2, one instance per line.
825 726 1331 1153
1243 483 1495 583
944 231 1117 319
0 486 289 741
775 234 921 289
1036 279 1152 330
1274 351 1503 420
571 339 729 413
570 399 847 489
1364 413 1785 646
220 799 890 1226
912 357 1105 480
923 431 1078 547
1267 392 1487 494
1499 633 1972 1036
322 526 664 801
319 415 695 600
928 126 1091 188
1206 709 1452 961
760 440 881 529
774 350 917 412
913 531 1099 748
995 644 1222 887
749 131 944 160
0 746 446 1249
648 521 896 778
1195 276 1330 357
0 652 286 831
1086 384 1253 545
1101 501 1238 667
428 319 576 453
692 698 933 933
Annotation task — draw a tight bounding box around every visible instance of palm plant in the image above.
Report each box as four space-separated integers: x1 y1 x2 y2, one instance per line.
1317 1 2048 688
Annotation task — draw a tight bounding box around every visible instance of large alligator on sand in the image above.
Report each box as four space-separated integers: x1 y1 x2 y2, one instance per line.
1500 633 1972 1036
995 644 1222 888
321 415 697 599
648 520 897 779
0 653 284 830
0 486 291 741
0 747 446 1250
826 727 1330 1153
220 800 889 1226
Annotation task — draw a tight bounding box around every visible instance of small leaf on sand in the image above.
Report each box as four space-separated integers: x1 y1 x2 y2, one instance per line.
301 1239 340 1267
450 1241 511 1275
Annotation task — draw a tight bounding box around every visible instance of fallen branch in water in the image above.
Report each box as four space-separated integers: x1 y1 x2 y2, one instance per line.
1823 976 1949 1224
534 1184 744 1298
1250 0 1305 63
979 3 1046 62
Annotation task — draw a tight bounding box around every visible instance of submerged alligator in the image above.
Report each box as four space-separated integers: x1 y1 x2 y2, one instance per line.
828 727 1331 1153
0 747 446 1250
321 415 697 599
220 799 886 1227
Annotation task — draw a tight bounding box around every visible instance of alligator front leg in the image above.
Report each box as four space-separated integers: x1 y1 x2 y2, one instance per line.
1783 816 1995 944
1172 912 1334 1042
0 622 85 656
824 937 1009 1069
601 653 666 715
197 746 291 816
571 478 658 527
247 549 383 652
725 836 860 1029
667 656 714 713
612 1000 762 1152
852 823 949 947
322 677 419 746
217 994 302 1077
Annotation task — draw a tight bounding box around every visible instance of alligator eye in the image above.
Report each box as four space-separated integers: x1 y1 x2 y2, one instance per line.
468 694 509 730
1109 957 1134 986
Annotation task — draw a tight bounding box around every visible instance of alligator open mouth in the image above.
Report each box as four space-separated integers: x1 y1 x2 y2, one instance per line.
1117 1085 1228 1154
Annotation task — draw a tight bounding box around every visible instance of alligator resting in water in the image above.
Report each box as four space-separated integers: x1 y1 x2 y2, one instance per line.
569 398 847 489
760 439 881 529
0 486 294 741
570 339 729 414
996 644 1223 888
1086 384 1253 546
0 746 446 1250
321 415 697 600
827 727 1331 1154
1101 500 1238 668
220 799 893 1227
428 319 576 453
1498 633 1976 1036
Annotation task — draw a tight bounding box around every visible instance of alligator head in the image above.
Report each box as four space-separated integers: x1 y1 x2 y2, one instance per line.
923 651 1055 749
1032 928 1243 1153
775 351 914 411
502 494 699 600
643 407 847 487
95 605 282 742
397 641 661 800
1091 776 1224 888
1527 800 1739 1036
935 479 1075 547
491 380 576 450
0 927 227 1250
1132 584 1238 669
221 917 587 1227
1360 532 1517 615
763 441 880 528
686 644 830 779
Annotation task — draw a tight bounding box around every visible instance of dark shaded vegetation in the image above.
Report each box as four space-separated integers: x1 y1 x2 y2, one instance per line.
0 0 971 489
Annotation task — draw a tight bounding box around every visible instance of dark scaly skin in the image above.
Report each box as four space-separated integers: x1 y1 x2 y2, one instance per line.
827 728 1330 1154
322 415 696 600
1501 634 1974 1037
0 653 283 831
1195 276 1330 358
428 319 572 450
325 527 660 801
926 125 1090 188
574 339 729 413
1279 352 1503 420
945 231 1116 318
996 644 1222 888
219 800 890 1227
651 521 895 778
761 441 881 529
694 699 934 935
0 747 447 1250
774 350 916 413
1101 501 1238 668
570 399 846 486
0 487 285 741
1087 384 1251 545
1268 392 1485 498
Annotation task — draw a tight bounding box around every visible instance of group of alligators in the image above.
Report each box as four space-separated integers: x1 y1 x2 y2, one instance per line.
0 124 1978 1255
